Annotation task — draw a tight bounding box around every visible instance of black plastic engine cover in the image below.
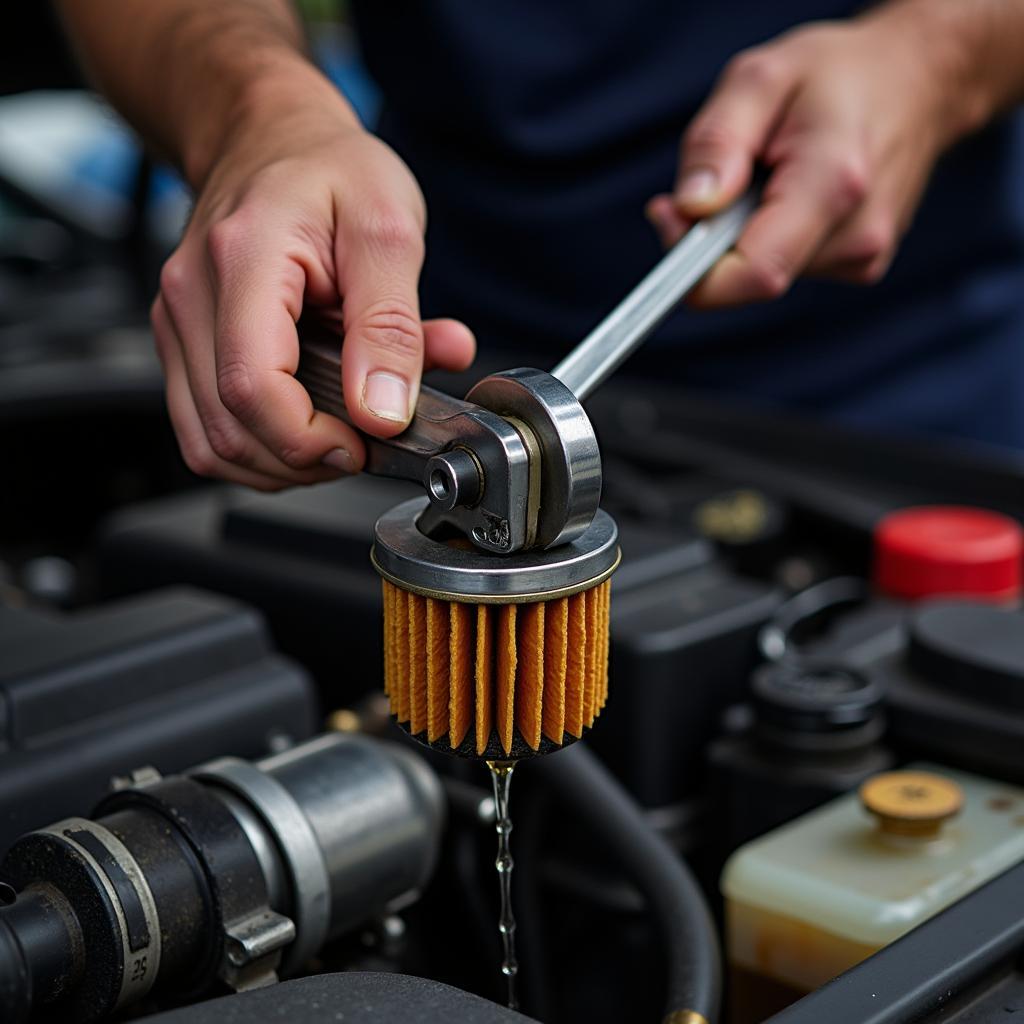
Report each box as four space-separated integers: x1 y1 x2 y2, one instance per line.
0 586 317 854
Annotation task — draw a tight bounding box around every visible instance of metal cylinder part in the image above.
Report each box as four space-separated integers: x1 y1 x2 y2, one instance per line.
372 497 620 602
0 733 444 1023
194 733 444 974
466 367 602 549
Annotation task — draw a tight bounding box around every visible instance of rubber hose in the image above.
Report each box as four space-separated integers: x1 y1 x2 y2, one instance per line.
533 743 722 1023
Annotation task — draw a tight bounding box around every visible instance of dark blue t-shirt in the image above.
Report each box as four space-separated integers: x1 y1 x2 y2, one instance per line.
351 1 1024 450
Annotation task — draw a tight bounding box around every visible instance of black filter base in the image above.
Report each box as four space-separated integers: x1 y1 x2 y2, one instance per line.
395 716 589 761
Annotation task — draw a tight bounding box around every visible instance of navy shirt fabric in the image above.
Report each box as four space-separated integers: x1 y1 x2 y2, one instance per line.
350 1 1024 451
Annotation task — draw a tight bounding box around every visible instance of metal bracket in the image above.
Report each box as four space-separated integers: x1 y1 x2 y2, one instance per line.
221 909 296 991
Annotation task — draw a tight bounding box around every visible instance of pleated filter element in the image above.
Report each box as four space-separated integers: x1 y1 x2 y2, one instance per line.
373 498 619 760
382 579 611 758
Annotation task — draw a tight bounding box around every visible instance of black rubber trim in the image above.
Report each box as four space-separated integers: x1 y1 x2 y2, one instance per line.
534 744 722 1022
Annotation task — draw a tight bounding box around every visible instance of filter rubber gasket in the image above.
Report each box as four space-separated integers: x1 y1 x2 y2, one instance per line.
371 498 620 603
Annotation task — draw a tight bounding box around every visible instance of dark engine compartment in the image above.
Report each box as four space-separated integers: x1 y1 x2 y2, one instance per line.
3 306 1024 1024
4 5 1024 1010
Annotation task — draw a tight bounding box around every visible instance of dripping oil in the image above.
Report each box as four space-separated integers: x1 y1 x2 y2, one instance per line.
486 760 518 1010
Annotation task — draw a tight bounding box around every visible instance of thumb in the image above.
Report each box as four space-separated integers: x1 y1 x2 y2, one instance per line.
675 49 796 218
339 216 427 437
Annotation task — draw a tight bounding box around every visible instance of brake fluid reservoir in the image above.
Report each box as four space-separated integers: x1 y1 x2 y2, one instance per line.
721 765 1024 1021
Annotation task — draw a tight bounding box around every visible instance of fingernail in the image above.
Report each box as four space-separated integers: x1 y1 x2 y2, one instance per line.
322 447 356 473
362 371 410 422
677 168 719 206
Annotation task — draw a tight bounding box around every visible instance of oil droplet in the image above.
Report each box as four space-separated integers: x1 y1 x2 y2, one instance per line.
486 760 518 1011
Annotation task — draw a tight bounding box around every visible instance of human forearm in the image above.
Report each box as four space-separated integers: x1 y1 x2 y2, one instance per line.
56 0 359 187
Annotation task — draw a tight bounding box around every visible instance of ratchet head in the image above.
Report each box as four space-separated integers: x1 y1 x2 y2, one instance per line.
466 368 602 550
296 325 601 555
415 366 603 554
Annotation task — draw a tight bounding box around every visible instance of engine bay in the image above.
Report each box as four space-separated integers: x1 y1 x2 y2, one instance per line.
3 329 1024 1023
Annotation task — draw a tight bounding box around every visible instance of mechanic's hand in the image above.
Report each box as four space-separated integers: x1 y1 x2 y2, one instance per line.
646 5 984 306
153 80 475 490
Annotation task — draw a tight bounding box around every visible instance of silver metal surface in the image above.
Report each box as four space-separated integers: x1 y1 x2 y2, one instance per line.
424 448 480 513
297 332 530 553
467 368 602 549
258 733 444 940
551 190 756 402
193 757 331 976
39 818 162 1009
372 498 620 602
215 791 288 911
109 765 162 791
224 913 295 965
200 734 443 973
220 909 294 991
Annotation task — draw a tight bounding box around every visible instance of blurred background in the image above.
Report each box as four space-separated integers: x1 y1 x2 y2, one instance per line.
0 1 378 608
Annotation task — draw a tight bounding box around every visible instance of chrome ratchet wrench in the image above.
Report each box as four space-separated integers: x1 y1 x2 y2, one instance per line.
296 190 756 552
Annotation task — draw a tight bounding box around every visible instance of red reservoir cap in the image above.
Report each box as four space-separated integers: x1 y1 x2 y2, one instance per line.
874 505 1023 601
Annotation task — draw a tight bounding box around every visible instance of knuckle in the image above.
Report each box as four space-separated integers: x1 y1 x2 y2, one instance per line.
359 208 423 257
856 254 891 285
848 219 896 264
204 416 247 464
724 48 786 90
684 114 738 156
180 439 217 478
357 305 423 362
828 156 869 211
206 214 252 276
216 360 259 418
158 255 190 310
276 442 314 471
747 252 793 299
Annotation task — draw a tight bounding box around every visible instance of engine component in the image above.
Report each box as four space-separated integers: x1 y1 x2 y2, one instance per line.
533 742 722 1024
759 855 1024 1024
802 596 1024 785
0 585 316 855
99 474 417 695
374 497 619 759
98 472 781 806
883 601 1024 783
593 556 780 808
710 659 894 848
906 600 1024 706
873 505 1023 602
0 732 443 1023
722 763 1024 1022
